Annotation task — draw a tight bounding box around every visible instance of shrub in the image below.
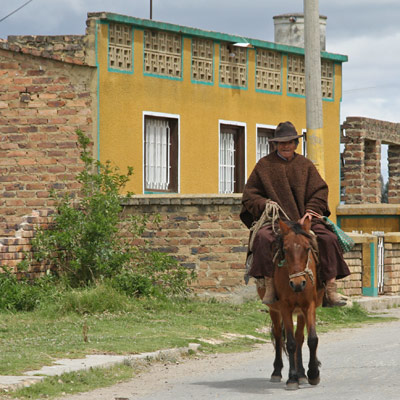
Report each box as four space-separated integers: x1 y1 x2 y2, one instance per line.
0 267 57 312
110 251 195 298
30 130 195 297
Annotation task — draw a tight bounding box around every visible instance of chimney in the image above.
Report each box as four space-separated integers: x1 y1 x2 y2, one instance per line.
273 13 327 50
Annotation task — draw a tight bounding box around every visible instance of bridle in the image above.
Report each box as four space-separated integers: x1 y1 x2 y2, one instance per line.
287 247 315 286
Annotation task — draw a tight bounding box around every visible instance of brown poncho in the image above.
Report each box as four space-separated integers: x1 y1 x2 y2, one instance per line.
240 151 330 228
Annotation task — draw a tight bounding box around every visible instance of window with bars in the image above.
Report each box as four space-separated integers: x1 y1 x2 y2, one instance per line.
219 125 245 193
256 127 275 161
144 116 178 192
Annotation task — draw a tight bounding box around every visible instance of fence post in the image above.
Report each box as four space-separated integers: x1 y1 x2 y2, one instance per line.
361 235 378 297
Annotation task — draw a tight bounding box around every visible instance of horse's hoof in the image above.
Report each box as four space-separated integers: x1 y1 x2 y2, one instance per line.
286 382 299 391
299 376 308 385
308 376 320 386
270 375 282 383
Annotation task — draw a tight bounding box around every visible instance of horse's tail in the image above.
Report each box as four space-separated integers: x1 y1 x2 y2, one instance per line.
270 319 288 356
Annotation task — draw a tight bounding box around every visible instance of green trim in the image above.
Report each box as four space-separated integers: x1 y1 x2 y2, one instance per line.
190 38 215 86
218 46 248 90
363 286 378 296
254 51 283 95
142 32 184 81
98 13 348 63
95 21 101 162
107 22 134 74
362 242 378 297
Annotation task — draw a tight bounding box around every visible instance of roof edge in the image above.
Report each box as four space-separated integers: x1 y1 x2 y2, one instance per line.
87 12 348 62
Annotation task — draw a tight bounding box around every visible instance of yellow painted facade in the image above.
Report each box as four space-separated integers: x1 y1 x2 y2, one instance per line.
89 13 347 219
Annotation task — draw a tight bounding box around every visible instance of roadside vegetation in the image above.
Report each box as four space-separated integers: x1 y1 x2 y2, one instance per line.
0 131 391 399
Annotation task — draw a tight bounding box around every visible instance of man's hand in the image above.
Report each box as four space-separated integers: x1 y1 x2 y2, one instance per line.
299 212 312 225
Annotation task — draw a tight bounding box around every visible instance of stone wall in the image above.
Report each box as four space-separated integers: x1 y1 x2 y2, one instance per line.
0 47 95 246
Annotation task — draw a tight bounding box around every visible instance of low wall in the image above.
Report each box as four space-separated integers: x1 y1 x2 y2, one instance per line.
121 194 252 302
1 194 399 301
122 195 400 300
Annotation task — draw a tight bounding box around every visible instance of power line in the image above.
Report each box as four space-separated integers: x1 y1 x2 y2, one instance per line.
0 0 34 24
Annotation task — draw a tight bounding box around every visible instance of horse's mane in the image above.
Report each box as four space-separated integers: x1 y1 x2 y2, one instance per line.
283 221 312 240
275 220 312 256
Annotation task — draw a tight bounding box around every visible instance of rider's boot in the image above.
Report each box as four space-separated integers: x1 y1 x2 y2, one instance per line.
324 281 347 307
262 277 277 305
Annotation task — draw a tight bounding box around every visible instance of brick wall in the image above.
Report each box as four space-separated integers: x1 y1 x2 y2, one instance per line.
341 116 400 204
0 47 95 269
2 192 399 298
383 233 400 294
2 35 88 65
120 195 252 301
121 195 397 299
339 243 363 296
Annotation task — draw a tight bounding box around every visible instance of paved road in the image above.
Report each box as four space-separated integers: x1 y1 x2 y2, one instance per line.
60 308 400 400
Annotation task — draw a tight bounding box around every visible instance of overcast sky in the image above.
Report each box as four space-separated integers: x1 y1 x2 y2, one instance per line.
1 0 399 126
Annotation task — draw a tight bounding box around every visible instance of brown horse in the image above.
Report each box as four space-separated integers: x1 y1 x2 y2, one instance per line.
267 218 324 390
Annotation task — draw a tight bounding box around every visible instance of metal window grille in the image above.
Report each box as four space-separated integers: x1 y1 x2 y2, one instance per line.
257 135 269 161
373 231 385 294
219 132 235 193
145 119 170 190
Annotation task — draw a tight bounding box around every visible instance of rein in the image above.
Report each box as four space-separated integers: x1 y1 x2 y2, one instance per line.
249 201 290 252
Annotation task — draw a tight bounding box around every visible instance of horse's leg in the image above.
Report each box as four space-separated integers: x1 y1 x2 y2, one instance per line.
305 303 321 385
269 309 283 382
281 308 298 390
295 313 308 385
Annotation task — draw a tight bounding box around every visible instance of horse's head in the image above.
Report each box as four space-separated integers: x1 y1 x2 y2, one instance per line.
278 218 314 293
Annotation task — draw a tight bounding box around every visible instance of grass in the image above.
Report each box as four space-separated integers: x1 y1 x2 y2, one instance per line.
0 288 391 399
10 364 136 399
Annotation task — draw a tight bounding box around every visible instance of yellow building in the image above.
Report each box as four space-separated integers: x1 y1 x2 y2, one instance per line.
86 12 347 217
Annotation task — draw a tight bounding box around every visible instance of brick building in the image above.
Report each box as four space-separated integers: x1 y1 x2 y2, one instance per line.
0 36 96 269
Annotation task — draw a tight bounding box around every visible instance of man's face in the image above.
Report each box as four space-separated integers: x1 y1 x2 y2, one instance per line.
277 140 297 160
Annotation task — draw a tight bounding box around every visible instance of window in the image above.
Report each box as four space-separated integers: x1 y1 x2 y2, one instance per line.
219 44 247 88
191 38 213 83
108 23 133 72
144 115 178 192
143 30 182 79
219 123 245 193
256 127 275 161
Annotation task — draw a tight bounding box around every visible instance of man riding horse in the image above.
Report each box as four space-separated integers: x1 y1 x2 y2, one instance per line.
240 121 350 307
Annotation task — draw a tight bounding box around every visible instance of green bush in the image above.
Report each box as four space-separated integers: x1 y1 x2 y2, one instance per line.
46 283 132 315
29 130 195 298
110 251 195 298
0 268 56 312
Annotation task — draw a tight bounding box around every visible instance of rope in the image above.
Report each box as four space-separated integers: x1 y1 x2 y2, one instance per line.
288 248 315 285
248 201 290 252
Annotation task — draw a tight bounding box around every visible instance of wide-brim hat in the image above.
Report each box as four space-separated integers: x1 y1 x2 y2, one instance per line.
268 121 303 142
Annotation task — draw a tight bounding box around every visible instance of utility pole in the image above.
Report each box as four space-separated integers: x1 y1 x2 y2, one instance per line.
304 0 325 179
150 0 153 20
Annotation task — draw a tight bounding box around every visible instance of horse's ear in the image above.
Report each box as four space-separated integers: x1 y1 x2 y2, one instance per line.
279 219 291 234
302 217 312 233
